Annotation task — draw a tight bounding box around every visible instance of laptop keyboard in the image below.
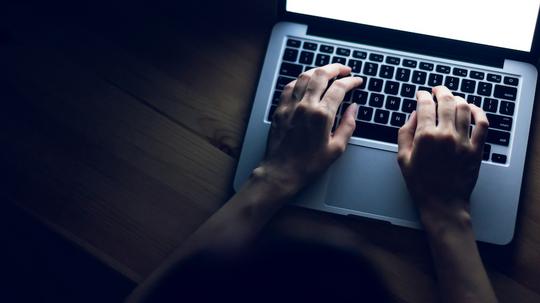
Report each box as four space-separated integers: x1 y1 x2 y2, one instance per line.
268 38 521 165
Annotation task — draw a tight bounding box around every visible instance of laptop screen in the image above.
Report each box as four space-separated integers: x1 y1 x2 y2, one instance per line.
286 0 540 52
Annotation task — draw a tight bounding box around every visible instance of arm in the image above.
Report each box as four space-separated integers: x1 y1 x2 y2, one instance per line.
397 86 497 303
127 64 362 302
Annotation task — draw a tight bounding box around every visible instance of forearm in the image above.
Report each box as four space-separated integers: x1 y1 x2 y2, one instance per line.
127 165 299 303
421 201 498 303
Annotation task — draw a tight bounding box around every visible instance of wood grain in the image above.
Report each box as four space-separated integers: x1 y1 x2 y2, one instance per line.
2 1 540 302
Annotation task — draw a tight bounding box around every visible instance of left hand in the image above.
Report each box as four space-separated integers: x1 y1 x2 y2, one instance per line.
253 64 363 194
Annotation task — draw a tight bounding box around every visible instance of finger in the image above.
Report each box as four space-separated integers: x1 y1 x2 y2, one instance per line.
455 97 471 141
321 76 363 116
330 103 357 157
398 111 417 159
291 69 316 101
415 90 436 132
470 104 490 151
278 80 297 107
433 85 456 130
303 64 352 103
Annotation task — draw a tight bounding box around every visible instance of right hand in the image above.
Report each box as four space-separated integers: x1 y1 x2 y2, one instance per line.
397 86 489 228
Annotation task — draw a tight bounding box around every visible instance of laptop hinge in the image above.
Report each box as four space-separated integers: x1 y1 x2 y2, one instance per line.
307 25 506 69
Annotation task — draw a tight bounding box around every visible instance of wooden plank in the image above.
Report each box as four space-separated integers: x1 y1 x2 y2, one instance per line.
1 42 234 279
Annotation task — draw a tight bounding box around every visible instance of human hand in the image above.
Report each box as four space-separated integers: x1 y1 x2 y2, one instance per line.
253 64 362 194
397 86 489 228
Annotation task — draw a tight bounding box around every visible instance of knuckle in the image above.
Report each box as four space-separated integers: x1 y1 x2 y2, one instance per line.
310 107 330 121
440 94 455 103
416 129 437 142
456 100 470 111
476 118 490 129
298 72 311 82
313 68 329 78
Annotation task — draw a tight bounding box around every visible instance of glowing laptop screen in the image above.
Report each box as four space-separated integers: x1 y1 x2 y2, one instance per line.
286 0 540 52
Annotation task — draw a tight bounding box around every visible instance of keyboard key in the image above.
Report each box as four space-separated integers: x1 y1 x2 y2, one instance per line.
357 76 368 89
461 79 476 93
374 109 390 124
402 99 417 113
385 96 401 110
492 153 507 164
332 56 347 64
353 50 367 59
483 98 498 113
352 90 368 104
358 106 374 121
369 93 385 107
353 122 399 144
500 101 515 115
380 65 395 79
283 48 298 62
477 82 493 96
419 62 434 71
403 59 417 68
348 59 363 73
304 66 315 72
268 105 278 120
453 92 466 98
369 53 384 62
303 42 317 50
287 39 301 48
363 63 379 76
483 144 491 161
386 56 400 65
487 129 510 146
315 54 331 66
272 90 282 104
384 81 399 95
504 76 519 86
276 76 295 90
419 86 432 93
337 47 351 56
428 74 444 86
470 71 485 80
487 73 502 83
390 112 407 127
299 51 314 65
436 65 451 74
453 68 468 77
279 62 302 77
412 71 427 85
396 68 411 82
320 44 334 53
486 113 512 131
444 76 460 90
401 83 416 98
368 78 384 92
467 95 482 107
494 85 517 101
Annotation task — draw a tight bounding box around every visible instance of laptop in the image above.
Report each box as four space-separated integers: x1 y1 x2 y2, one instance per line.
234 0 540 245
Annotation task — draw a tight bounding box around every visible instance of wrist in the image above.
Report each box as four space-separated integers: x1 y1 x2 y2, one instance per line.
250 163 304 198
419 198 473 238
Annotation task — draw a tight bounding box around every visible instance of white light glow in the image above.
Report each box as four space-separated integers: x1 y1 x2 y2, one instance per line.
287 0 540 52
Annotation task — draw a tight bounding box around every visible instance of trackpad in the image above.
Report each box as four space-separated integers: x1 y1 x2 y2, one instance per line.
325 145 419 223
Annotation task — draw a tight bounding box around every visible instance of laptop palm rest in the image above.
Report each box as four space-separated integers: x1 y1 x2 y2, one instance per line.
325 144 419 224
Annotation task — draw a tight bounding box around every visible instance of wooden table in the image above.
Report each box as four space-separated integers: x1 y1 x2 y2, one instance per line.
2 1 540 301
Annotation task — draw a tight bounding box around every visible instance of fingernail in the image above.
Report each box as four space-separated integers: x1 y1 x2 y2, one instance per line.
353 103 359 115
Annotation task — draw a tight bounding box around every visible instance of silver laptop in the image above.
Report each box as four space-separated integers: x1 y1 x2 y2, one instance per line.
234 0 540 244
